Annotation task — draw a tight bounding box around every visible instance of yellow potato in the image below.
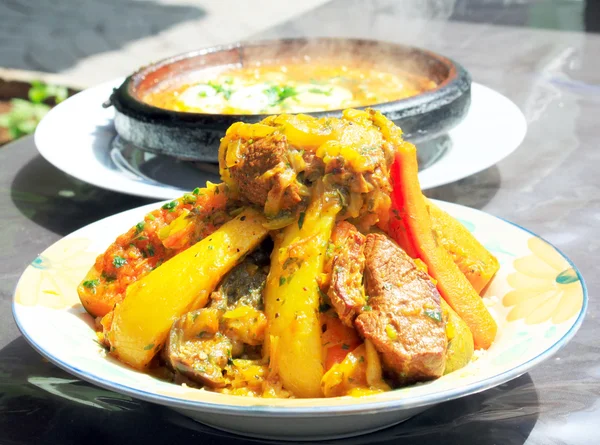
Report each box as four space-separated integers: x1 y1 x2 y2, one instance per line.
107 209 268 369
441 299 475 374
264 187 341 398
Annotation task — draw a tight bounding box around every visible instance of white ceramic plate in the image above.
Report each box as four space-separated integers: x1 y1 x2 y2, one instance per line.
12 200 585 440
34 80 527 199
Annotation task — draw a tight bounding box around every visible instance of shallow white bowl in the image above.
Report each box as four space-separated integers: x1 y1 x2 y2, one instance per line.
12 200 586 440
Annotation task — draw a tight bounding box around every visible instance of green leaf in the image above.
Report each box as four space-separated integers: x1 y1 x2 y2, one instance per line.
264 85 299 107
82 279 100 291
143 343 155 351
161 201 178 211
556 268 579 284
424 309 442 322
297 211 306 230
112 255 127 268
28 81 68 104
308 87 332 96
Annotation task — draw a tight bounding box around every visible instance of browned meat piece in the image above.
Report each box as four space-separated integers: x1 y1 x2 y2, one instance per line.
165 248 270 388
327 221 367 327
355 233 447 383
227 135 304 214
166 309 231 388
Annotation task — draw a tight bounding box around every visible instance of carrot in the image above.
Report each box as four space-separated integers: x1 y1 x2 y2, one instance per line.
427 198 500 294
321 315 361 371
388 141 497 350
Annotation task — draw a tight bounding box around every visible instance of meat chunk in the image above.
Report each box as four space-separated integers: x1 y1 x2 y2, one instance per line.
327 221 367 327
166 250 269 387
227 135 307 215
355 233 447 383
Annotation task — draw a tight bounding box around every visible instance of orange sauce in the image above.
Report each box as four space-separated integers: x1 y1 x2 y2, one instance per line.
143 63 436 115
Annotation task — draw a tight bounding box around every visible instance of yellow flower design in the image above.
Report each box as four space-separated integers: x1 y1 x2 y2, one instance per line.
15 238 96 309
503 237 583 325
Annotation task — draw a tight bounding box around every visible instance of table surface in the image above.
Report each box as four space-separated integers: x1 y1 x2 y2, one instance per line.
1 1 599 444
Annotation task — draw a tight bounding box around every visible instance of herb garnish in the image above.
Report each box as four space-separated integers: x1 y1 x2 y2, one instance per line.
208 81 233 100
424 309 442 322
297 211 306 229
162 201 178 211
82 279 99 292
308 87 332 95
264 85 299 107
112 256 127 268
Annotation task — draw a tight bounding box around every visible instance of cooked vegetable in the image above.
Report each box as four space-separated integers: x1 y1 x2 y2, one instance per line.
321 341 389 397
441 299 475 374
107 208 268 369
78 182 230 318
264 185 341 397
387 139 497 350
321 314 362 371
81 108 501 398
427 199 499 294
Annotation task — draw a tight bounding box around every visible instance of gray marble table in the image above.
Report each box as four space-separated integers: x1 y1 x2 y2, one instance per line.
1 1 599 444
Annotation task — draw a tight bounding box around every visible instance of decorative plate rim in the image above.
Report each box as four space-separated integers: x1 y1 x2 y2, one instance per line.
12 200 586 417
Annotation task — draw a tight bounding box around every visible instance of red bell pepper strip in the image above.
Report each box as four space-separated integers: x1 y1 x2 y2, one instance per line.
388 141 497 350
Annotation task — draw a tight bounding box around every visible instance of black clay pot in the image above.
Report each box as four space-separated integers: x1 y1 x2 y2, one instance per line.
108 38 471 162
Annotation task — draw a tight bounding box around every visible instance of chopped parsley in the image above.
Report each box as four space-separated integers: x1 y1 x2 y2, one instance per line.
192 187 202 195
143 343 155 351
341 343 350 350
183 193 197 204
424 309 443 322
297 211 306 230
146 245 155 257
135 222 145 234
162 201 178 211
308 87 332 95
362 305 372 312
208 81 233 100
112 255 127 268
82 279 99 292
101 272 116 282
264 85 299 107
279 276 286 287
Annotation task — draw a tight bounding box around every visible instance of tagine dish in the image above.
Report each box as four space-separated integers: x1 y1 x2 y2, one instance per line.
77 109 500 399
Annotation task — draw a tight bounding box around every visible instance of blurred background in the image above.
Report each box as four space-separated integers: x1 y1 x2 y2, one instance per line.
1 0 597 146
0 0 597 86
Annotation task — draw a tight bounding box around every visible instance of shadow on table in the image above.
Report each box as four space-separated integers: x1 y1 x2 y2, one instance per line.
424 164 501 209
10 154 152 236
1 0 205 72
0 336 539 445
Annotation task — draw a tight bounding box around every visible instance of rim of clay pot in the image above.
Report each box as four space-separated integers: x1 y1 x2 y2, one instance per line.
108 38 470 128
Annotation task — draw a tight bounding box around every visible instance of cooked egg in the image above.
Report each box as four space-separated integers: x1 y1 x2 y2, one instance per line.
143 63 437 115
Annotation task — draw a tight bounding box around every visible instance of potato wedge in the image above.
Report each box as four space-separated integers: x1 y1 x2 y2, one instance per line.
441 299 475 374
264 187 341 398
427 199 499 294
107 208 268 369
78 182 230 318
